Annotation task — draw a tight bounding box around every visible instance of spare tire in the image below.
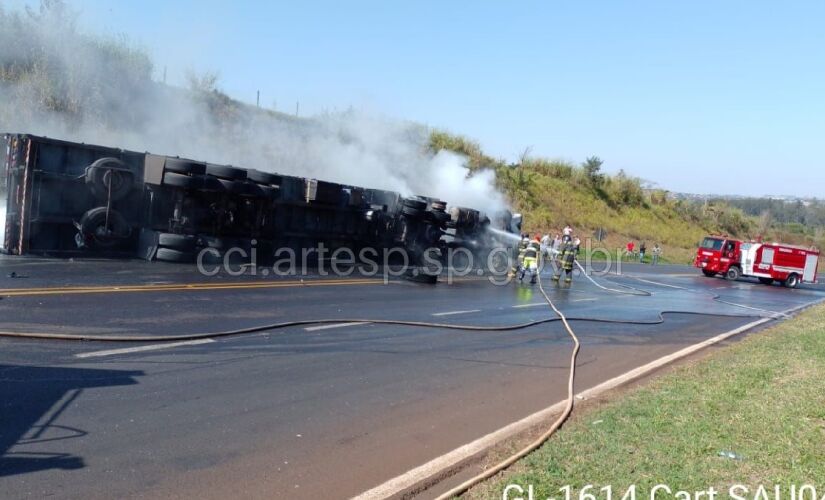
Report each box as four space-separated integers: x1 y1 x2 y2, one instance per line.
157 232 197 252
79 207 131 247
155 247 195 263
165 158 206 175
85 157 134 201
206 164 247 181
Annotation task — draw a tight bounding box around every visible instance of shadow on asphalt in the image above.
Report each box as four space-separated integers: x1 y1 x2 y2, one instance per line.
0 364 143 477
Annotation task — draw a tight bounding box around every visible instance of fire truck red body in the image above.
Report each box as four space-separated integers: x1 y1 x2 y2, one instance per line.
694 235 820 288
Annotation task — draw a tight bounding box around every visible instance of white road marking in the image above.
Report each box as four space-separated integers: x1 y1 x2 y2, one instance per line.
75 339 214 358
351 298 822 500
571 298 598 302
431 310 481 317
304 322 371 332
511 303 546 309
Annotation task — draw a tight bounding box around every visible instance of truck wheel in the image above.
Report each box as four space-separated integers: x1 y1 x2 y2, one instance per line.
758 277 774 285
247 169 280 185
79 207 131 247
725 266 741 281
163 172 200 190
155 247 195 263
206 164 247 181
165 158 206 175
85 158 134 201
702 270 716 277
157 233 197 252
783 274 800 289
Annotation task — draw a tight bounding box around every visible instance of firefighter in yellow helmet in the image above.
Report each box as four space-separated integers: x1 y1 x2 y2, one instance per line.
519 236 541 284
552 239 577 284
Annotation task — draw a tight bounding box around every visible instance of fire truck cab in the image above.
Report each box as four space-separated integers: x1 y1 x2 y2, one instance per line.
695 235 819 288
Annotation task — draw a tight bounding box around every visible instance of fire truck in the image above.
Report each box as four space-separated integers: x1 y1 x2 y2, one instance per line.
695 235 820 288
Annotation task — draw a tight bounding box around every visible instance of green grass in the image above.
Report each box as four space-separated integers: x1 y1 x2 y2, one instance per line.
468 303 825 499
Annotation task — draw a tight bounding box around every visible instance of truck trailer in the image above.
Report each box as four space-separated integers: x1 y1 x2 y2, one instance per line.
1 133 520 281
695 235 819 288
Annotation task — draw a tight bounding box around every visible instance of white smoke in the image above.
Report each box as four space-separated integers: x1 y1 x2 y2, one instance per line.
0 4 509 215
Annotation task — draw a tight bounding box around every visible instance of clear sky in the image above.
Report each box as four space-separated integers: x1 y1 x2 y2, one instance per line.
7 0 825 196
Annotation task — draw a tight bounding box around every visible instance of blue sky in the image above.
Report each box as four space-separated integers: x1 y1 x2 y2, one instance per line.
7 0 825 196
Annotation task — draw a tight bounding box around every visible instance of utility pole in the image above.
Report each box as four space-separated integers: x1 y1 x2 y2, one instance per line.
296 101 300 116
256 90 260 108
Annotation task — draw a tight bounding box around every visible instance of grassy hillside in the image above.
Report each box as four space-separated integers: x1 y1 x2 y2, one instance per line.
430 131 820 263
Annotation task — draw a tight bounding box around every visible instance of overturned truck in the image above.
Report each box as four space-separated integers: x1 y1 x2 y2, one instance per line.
1 134 520 282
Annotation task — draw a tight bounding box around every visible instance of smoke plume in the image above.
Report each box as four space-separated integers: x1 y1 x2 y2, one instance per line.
0 2 507 214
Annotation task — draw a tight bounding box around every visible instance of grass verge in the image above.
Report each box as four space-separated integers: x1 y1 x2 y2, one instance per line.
468 303 825 499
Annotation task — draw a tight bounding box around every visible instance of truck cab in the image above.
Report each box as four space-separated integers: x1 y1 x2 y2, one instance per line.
694 236 742 279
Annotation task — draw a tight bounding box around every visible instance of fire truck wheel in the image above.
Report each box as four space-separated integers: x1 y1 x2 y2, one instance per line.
155 247 195 263
702 270 716 278
725 266 741 281
247 169 280 186
758 277 774 285
79 207 131 247
157 233 197 252
783 274 800 289
206 164 247 181
85 158 134 201
163 172 200 190
165 158 206 175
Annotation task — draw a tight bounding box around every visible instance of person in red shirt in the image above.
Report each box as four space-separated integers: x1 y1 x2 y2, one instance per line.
626 241 635 260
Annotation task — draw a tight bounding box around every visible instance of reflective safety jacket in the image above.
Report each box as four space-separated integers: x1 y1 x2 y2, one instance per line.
523 241 540 260
560 244 577 271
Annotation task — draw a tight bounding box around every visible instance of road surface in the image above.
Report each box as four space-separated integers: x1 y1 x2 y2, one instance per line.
1 257 822 499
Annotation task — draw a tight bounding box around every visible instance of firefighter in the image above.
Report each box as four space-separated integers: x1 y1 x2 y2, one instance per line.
552 240 577 284
510 234 530 278
519 236 541 284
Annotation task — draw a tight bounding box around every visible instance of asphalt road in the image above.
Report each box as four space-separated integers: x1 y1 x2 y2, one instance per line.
1 257 823 499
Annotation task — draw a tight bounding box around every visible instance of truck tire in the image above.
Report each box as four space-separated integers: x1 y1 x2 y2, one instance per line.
403 198 427 211
430 210 451 226
163 172 200 190
216 178 248 195
79 207 131 247
198 235 227 249
783 273 800 289
165 158 206 175
199 175 225 193
725 266 741 281
155 247 195 263
702 270 716 278
157 232 197 252
206 164 247 181
247 169 280 185
758 277 774 285
85 158 134 201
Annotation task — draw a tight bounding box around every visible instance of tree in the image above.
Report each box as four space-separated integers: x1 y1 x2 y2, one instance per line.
582 155 605 188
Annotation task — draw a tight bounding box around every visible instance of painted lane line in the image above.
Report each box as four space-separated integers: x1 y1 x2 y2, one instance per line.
351 298 823 500
511 303 546 309
431 310 481 317
304 322 371 332
571 298 598 302
75 339 214 359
